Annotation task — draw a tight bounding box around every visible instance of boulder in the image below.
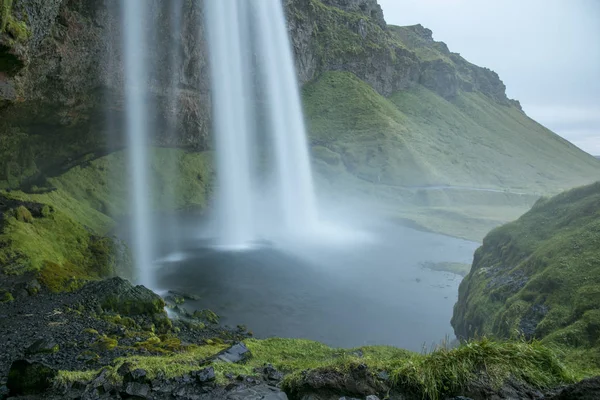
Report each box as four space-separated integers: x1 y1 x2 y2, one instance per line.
6 359 58 395
216 342 251 364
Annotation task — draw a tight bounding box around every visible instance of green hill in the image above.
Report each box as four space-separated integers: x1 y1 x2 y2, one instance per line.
305 71 599 192
451 182 600 374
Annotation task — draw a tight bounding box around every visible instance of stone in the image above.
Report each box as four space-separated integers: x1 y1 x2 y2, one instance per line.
25 279 41 296
217 342 251 363
194 366 216 383
547 376 600 400
262 364 284 382
366 396 381 400
6 359 58 395
25 338 59 355
124 381 150 398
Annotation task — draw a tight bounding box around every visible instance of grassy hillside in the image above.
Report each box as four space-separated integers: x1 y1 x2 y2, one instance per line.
451 182 600 374
302 71 600 240
304 71 599 192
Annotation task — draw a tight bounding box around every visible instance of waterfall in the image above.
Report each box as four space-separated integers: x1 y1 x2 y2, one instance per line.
122 0 154 288
205 0 318 248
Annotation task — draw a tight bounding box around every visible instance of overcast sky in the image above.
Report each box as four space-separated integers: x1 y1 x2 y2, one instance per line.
378 0 600 155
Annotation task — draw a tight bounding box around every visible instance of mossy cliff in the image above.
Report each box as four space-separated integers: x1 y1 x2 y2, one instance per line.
452 182 600 374
0 148 213 293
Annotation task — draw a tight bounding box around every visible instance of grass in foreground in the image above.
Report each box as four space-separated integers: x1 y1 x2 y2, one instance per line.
56 337 576 400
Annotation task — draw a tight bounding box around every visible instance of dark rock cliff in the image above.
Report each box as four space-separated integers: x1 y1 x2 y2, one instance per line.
0 0 516 189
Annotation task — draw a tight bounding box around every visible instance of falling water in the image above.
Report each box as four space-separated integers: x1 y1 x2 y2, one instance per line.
122 0 154 288
205 0 255 248
205 0 318 248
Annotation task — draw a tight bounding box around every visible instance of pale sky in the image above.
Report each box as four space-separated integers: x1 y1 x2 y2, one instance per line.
378 0 600 155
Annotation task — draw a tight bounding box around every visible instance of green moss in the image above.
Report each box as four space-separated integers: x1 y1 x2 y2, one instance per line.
94 335 118 351
14 205 33 223
102 314 138 329
0 289 14 303
5 17 30 41
38 261 92 293
83 328 99 335
1 0 13 32
192 309 219 324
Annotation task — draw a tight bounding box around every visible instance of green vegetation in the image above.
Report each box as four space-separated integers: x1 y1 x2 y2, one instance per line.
1 0 31 41
452 182 600 374
55 337 575 399
0 288 13 302
0 148 213 292
297 0 388 66
302 71 600 240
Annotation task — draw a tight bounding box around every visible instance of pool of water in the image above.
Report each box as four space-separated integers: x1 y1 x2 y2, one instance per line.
141 217 479 351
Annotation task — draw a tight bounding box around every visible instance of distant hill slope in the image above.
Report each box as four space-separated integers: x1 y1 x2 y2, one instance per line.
304 71 600 193
451 182 600 373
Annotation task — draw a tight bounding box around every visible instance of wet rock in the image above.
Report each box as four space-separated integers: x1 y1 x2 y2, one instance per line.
6 359 58 395
123 381 150 398
365 396 381 400
25 338 59 355
217 342 251 363
547 376 600 400
82 277 165 316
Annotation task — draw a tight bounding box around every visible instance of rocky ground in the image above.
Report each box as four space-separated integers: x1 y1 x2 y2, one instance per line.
1 277 599 400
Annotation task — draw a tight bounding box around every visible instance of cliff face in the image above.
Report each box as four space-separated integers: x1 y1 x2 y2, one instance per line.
0 0 520 189
451 182 600 368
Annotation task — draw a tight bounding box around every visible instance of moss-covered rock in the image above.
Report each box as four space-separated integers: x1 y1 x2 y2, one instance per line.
452 182 600 373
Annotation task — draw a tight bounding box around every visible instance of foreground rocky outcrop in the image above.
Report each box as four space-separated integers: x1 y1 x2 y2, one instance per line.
452 182 600 371
1 274 594 400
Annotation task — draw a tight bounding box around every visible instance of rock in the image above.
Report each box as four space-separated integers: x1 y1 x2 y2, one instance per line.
293 364 388 400
25 279 41 296
217 342 251 363
226 384 288 400
129 369 148 383
6 359 58 395
123 381 150 398
82 277 165 316
193 366 216 383
376 371 389 381
25 338 59 355
262 364 284 382
547 376 600 400
0 385 8 400
168 290 201 301
365 396 381 400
